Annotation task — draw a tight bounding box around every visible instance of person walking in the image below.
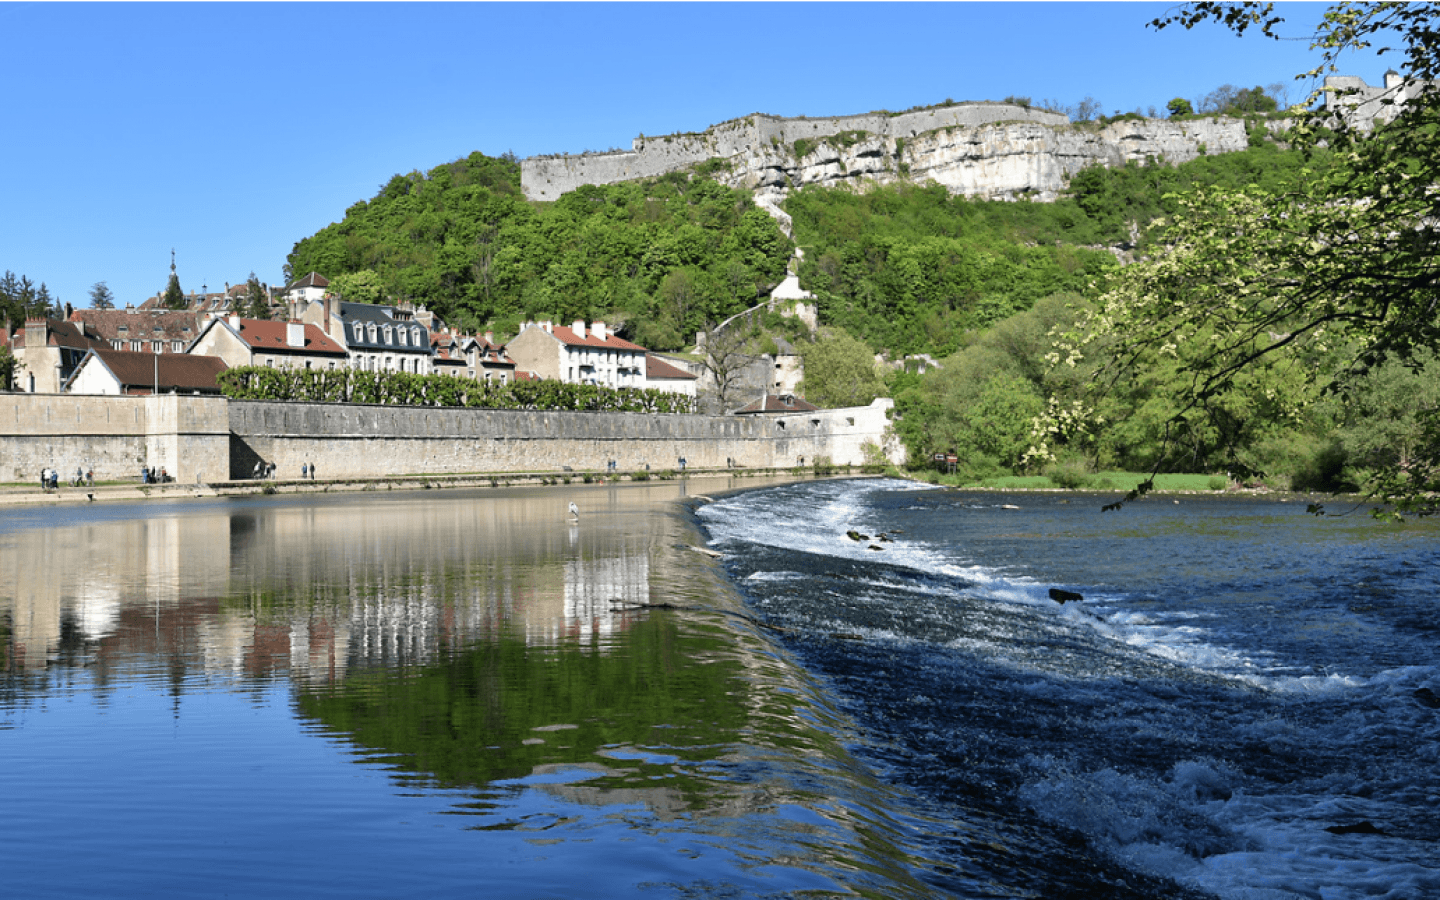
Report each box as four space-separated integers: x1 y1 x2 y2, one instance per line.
302 462 308 480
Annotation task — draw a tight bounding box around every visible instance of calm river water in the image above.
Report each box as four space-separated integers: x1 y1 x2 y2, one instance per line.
3 477 1437 899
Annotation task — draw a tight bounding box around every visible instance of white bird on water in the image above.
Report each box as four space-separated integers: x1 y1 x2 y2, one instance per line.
568 502 580 520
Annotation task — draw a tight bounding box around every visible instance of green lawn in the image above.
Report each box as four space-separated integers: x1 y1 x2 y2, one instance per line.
914 471 1232 492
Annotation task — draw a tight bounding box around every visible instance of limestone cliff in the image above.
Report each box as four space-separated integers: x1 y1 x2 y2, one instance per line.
521 104 1253 204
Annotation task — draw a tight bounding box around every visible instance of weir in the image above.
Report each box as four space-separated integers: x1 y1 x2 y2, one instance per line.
0 394 898 483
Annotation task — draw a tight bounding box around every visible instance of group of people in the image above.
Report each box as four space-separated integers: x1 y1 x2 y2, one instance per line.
40 467 94 489
140 466 169 484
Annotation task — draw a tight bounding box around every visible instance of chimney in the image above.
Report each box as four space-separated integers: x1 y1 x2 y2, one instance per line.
287 321 305 348
572 320 586 338
323 294 333 337
543 321 553 334
592 321 607 341
229 315 242 331
484 331 494 346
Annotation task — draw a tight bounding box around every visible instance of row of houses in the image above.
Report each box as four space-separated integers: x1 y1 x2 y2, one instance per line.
2 273 699 399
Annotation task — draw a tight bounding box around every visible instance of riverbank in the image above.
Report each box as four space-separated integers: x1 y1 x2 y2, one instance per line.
0 464 880 507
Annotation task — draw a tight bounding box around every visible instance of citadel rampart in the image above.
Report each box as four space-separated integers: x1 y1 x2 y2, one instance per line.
522 103 1068 201
1 394 897 483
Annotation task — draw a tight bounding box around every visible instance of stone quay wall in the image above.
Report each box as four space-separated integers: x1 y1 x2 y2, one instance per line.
0 393 229 485
1 394 899 484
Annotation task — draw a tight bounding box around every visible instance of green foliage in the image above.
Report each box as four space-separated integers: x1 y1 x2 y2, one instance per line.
0 270 53 324
0 345 19 391
286 153 792 346
216 366 698 415
88 281 115 310
797 327 886 408
244 272 270 320
785 183 1118 356
162 272 185 310
328 269 386 305
1167 97 1194 118
1050 1 1440 514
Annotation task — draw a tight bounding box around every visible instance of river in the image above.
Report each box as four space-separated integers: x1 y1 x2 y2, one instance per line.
2 477 1436 898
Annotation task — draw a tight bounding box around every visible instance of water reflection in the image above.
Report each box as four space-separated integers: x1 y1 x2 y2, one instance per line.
0 479 935 898
2 486 670 682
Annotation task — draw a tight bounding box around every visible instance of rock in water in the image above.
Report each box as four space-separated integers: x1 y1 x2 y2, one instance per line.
846 530 869 541
1326 821 1387 836
1415 686 1440 709
1049 588 1084 604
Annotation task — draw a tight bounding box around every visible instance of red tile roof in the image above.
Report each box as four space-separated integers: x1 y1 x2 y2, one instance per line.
79 349 228 394
545 324 645 352
645 353 698 381
234 319 347 355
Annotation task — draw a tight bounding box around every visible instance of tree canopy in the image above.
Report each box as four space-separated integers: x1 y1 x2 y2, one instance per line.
1038 1 1440 515
286 153 792 349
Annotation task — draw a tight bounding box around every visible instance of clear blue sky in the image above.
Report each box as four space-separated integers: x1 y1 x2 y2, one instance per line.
3 2 1385 312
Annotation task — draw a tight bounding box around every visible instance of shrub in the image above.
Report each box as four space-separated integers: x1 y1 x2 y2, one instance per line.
1208 476 1228 491
1046 460 1093 489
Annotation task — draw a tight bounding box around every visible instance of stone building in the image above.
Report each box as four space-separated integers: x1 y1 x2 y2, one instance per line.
3 318 109 393
1324 71 1436 131
431 329 516 384
188 316 348 371
65 348 228 396
507 320 647 389
70 308 205 354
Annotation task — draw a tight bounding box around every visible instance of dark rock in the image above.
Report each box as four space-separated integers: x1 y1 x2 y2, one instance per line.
868 544 883 551
1049 588 1084 604
1415 687 1440 709
877 533 893 542
846 530 869 541
1325 821 1387 836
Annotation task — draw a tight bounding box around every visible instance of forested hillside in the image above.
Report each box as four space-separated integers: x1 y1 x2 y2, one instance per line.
280 119 1428 499
286 153 791 350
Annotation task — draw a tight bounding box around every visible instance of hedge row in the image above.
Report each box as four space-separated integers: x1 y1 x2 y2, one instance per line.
216 367 698 415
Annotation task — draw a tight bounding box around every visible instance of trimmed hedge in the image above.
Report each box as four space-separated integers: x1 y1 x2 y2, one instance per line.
216 367 697 415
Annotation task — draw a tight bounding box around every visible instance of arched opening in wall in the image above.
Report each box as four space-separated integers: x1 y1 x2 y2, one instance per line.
846 417 855 426
776 420 785 430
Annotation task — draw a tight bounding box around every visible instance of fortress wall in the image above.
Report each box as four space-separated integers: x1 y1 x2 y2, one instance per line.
0 394 229 484
521 104 1070 201
0 393 898 484
225 397 897 478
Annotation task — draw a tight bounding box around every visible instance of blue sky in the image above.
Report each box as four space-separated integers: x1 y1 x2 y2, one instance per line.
3 2 1386 312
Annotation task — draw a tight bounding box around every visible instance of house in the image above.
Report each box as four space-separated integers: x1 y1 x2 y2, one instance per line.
276 272 329 317
333 302 433 374
430 330 516 384
644 353 699 397
732 393 820 415
70 308 205 354
507 320 648 389
188 315 348 371
64 348 228 396
4 318 110 393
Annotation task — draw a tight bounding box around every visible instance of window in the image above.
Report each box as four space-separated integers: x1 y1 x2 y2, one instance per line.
398 329 407 346
172 341 183 353
131 341 141 352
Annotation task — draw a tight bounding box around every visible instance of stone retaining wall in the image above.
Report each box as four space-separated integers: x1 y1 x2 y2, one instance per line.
1 394 899 483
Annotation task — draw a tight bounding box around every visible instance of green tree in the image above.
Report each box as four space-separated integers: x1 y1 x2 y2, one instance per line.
89 281 115 310
162 271 185 310
244 272 270 320
329 269 386 306
1167 97 1194 117
798 327 887 408
0 345 20 391
1048 1 1440 514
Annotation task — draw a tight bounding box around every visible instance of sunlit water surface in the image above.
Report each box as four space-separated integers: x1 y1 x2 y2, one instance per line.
6 478 1438 899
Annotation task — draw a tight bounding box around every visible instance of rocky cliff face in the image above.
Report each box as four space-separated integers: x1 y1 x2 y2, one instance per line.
522 107 1254 206
729 117 1249 204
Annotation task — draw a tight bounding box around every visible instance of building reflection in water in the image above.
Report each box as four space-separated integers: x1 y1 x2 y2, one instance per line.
1 488 663 685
